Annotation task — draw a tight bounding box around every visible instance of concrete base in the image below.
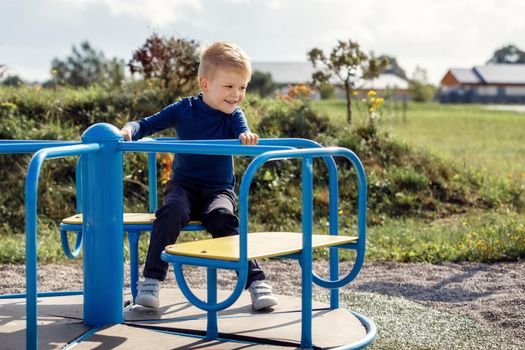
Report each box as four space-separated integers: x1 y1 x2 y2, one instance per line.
0 288 369 349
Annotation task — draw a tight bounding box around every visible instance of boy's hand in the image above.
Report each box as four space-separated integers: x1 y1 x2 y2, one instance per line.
120 126 132 141
239 132 259 145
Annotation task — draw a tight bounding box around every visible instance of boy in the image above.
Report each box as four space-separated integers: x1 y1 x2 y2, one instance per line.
120 42 278 311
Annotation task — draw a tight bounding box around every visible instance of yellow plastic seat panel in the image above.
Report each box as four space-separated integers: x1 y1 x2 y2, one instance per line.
164 232 357 261
62 213 201 227
62 213 155 225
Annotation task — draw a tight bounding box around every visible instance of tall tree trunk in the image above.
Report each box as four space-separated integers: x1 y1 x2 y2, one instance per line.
345 81 352 124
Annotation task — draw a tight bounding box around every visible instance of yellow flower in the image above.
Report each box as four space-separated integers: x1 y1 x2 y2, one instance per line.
367 90 376 97
352 91 358 96
51 69 57 76
1 101 17 110
369 107 375 113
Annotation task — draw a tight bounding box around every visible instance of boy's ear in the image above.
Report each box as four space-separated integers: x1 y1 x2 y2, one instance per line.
199 76 208 91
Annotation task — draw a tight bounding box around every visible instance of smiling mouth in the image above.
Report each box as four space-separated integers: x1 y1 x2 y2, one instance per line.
225 99 237 105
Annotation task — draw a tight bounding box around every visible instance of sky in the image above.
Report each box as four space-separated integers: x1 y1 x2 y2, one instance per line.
1 0 525 85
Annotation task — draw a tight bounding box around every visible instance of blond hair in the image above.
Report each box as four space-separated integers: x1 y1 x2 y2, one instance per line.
198 42 251 79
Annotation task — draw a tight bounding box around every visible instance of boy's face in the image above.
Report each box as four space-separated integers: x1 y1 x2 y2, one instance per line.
199 68 250 114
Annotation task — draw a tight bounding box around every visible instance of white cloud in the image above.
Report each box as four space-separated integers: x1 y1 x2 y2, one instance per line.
267 0 281 9
56 0 202 26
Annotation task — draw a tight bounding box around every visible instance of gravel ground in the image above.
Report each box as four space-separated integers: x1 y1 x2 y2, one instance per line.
1 260 523 343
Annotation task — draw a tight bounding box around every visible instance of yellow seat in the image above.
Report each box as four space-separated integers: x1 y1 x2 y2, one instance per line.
62 213 155 225
62 213 202 227
164 231 357 261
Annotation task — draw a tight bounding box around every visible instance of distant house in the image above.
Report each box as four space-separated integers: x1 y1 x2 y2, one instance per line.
252 62 315 86
353 73 410 98
439 64 525 103
252 61 409 98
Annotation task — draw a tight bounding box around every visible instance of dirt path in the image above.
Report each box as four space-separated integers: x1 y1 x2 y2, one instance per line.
1 260 523 341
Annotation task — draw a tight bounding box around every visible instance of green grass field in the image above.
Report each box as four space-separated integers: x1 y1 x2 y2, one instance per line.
313 100 525 180
309 99 525 265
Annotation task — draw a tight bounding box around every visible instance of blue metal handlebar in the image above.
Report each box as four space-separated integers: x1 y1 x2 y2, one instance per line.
0 140 81 154
239 147 367 289
25 143 101 350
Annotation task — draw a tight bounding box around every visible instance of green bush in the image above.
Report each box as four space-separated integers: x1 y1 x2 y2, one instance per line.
253 98 332 140
0 85 177 228
318 83 335 99
0 84 177 132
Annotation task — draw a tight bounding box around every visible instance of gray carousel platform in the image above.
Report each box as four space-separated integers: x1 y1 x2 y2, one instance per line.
0 288 367 349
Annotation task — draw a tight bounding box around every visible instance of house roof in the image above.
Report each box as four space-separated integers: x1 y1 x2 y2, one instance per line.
449 68 482 84
442 64 525 85
359 73 410 90
474 64 525 84
252 62 315 84
252 61 409 89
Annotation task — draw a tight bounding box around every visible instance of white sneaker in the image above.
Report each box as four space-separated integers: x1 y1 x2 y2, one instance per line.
248 280 278 311
135 278 160 309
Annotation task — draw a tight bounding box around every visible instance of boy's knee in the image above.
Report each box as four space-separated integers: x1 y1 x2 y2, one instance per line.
155 201 190 226
203 208 238 238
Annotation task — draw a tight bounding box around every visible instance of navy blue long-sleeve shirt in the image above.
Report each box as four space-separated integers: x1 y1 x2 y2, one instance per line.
127 94 250 190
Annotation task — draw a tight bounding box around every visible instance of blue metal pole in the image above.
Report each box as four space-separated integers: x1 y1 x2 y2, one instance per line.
75 158 83 212
206 268 219 339
128 230 140 302
81 123 124 326
147 152 157 212
329 157 340 309
25 152 45 350
301 157 313 349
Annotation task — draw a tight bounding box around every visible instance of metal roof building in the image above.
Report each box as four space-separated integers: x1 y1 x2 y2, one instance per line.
474 64 525 85
252 62 315 85
439 64 525 103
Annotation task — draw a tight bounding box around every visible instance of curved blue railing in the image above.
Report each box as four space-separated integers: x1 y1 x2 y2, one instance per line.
239 147 367 289
60 228 83 258
25 143 101 350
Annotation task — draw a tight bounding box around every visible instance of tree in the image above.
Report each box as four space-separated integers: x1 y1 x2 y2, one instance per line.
50 41 125 87
379 55 407 79
2 75 24 86
249 70 276 97
128 33 200 96
409 66 435 102
308 39 387 124
487 44 525 64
